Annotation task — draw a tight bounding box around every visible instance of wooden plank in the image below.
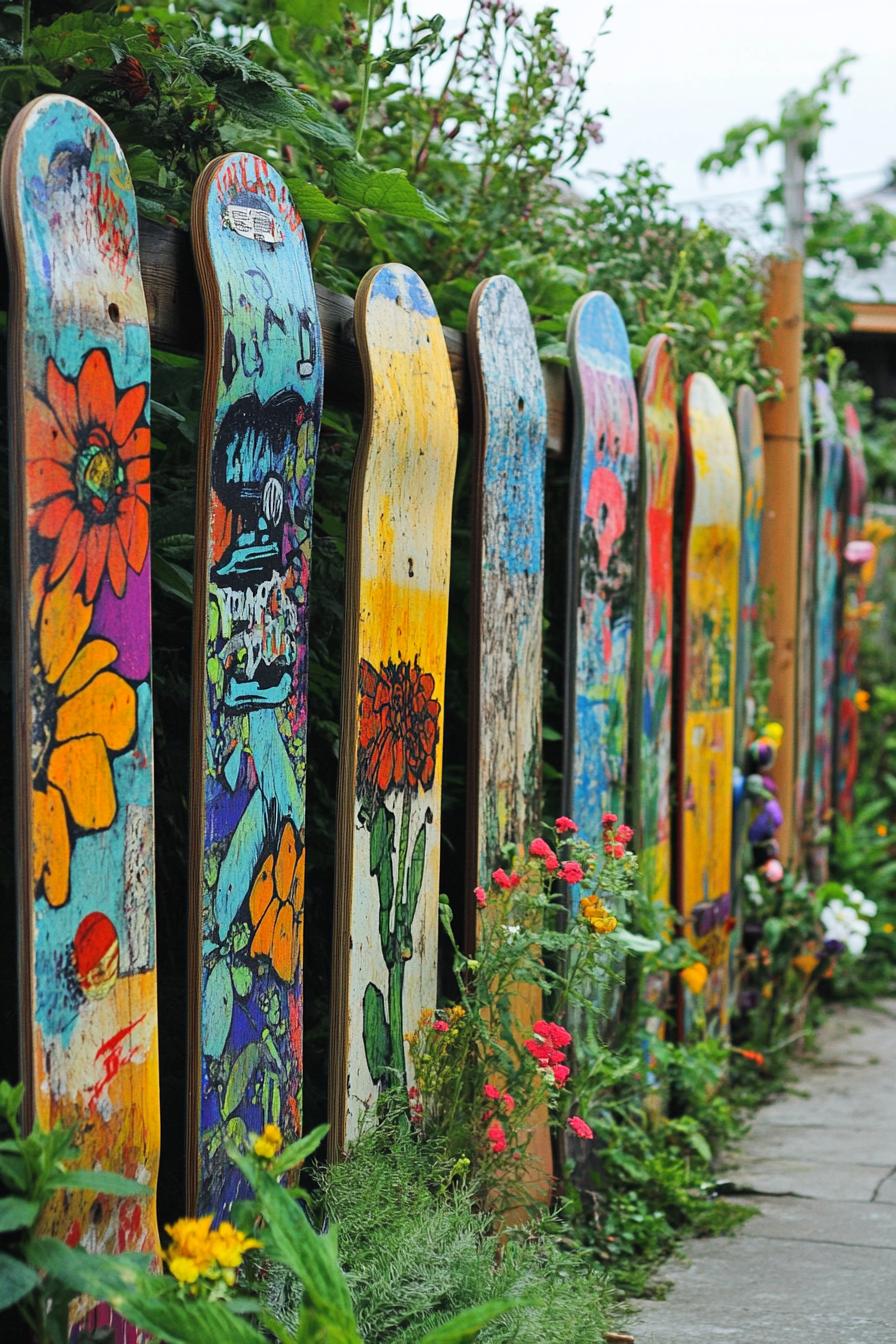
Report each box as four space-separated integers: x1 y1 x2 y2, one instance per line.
807 381 845 881
563 292 640 862
835 403 868 821
465 272 552 1202
677 374 741 1037
329 263 458 1154
1 94 161 1336
848 301 896 335
794 379 817 855
187 154 322 1216
757 258 803 863
120 218 568 454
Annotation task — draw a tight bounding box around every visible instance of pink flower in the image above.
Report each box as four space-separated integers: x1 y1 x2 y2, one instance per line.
525 1037 551 1063
568 1115 593 1140
502 1092 515 1113
761 858 784 883
555 816 578 833
602 812 618 827
560 861 584 884
529 837 552 858
433 1020 449 1033
552 1063 570 1086
492 867 513 889
533 1019 572 1048
487 1120 507 1155
616 823 634 843
474 885 487 909
509 873 521 888
545 852 560 872
483 1083 502 1101
611 842 625 859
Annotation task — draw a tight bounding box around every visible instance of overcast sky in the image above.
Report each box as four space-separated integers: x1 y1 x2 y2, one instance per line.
418 0 896 231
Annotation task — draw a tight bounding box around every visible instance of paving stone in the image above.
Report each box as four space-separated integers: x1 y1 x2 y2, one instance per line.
736 1195 896 1249
722 1156 891 1201
732 1120 896 1166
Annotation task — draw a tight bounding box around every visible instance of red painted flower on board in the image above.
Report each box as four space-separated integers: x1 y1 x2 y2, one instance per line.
357 656 440 800
28 348 150 601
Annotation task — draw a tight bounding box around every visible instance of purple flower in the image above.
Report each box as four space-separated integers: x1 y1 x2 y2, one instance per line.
823 938 845 956
749 801 781 844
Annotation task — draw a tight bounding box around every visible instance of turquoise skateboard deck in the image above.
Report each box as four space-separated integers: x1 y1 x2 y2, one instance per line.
189 153 322 1215
794 379 817 855
1 93 160 1337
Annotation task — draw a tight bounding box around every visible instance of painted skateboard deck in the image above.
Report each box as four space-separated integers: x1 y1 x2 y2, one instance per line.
631 334 678 1090
794 379 817 853
466 273 551 1200
1 93 160 1328
808 381 845 877
188 154 322 1216
564 292 639 878
731 388 765 884
465 274 546 920
632 334 678 911
678 374 741 1036
329 264 458 1153
836 404 868 820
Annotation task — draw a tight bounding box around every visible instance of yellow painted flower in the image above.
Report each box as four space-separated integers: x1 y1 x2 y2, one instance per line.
680 962 708 994
854 689 870 713
253 1122 283 1160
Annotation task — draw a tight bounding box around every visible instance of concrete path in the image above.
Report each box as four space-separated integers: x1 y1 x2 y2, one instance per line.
632 1000 896 1344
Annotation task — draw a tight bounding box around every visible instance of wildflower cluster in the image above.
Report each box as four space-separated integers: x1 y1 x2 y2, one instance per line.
820 884 876 956
163 1215 260 1292
252 1121 284 1161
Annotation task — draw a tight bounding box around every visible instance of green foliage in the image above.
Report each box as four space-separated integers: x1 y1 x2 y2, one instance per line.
312 1117 618 1344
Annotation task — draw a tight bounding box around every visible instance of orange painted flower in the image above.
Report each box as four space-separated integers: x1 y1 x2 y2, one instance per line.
680 962 708 994
31 567 136 907
29 348 150 601
249 821 304 982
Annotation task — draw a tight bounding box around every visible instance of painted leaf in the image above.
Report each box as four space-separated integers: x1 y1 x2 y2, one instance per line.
204 958 235 1060
406 818 427 925
223 1043 262 1120
362 983 390 1085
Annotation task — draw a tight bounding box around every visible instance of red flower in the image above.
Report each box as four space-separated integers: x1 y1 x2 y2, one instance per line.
617 823 634 843
502 1092 515 1113
29 349 150 600
432 1020 449 1033
492 867 521 889
111 56 151 106
357 656 440 801
552 1064 570 1086
529 837 553 859
568 1116 593 1140
524 1037 551 1063
612 842 625 859
559 861 584 884
474 885 487 909
544 853 559 872
602 812 618 826
739 1049 766 1067
486 1120 507 1154
533 1019 572 1049
483 1083 502 1101
555 816 578 833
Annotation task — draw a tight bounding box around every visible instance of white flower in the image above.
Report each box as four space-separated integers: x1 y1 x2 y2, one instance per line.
859 898 877 917
503 924 521 940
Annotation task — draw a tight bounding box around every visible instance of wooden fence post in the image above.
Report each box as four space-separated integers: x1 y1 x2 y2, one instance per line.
757 258 804 866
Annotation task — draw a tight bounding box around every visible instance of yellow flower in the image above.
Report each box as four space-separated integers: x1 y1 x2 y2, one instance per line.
450 1004 465 1020
680 962 708 994
253 1122 283 1161
209 1221 261 1269
761 982 774 999
418 1008 434 1028
580 894 618 934
876 824 888 837
854 689 870 713
792 953 820 976
762 721 784 745
883 923 895 935
168 1256 201 1285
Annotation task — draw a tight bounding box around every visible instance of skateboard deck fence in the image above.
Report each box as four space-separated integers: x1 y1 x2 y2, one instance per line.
0 98 866 1250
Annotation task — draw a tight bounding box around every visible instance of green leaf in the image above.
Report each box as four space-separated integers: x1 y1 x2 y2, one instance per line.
417 1299 516 1342
0 1252 40 1309
283 177 352 223
406 818 427 924
0 1196 40 1232
612 928 662 955
271 1123 329 1176
687 1130 713 1165
224 1043 262 1120
48 1168 151 1198
153 554 193 606
362 982 390 1085
332 165 447 221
